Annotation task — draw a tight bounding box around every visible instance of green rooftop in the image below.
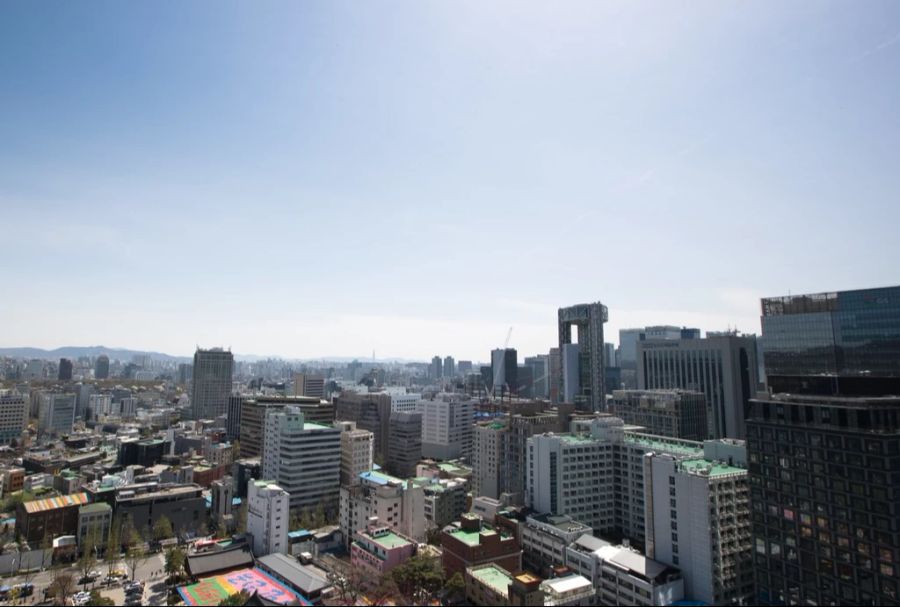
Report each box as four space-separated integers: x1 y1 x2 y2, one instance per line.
365 530 412 550
79 502 112 514
680 458 746 478
448 528 483 546
470 565 512 596
624 434 703 457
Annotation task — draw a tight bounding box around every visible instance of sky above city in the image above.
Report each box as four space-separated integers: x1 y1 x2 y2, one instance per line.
2 1 899 361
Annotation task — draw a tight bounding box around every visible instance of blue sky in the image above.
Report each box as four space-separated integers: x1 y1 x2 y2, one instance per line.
2 1 899 361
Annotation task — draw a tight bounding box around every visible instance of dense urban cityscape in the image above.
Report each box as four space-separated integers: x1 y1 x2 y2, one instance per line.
0 285 896 605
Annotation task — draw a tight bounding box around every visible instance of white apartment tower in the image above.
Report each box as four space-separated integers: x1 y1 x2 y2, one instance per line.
338 421 374 487
262 406 341 515
247 479 290 557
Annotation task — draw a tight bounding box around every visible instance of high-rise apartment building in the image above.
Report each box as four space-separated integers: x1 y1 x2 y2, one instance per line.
386 411 422 478
190 348 233 420
472 419 506 499
38 393 76 435
417 393 474 460
247 479 290 557
58 358 73 381
262 407 341 515
94 355 110 380
637 333 759 439
293 373 325 399
609 389 708 441
338 421 374 487
0 394 27 444
490 348 518 398
558 302 608 412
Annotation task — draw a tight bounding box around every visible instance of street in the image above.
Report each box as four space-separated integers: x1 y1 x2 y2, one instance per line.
0 552 165 604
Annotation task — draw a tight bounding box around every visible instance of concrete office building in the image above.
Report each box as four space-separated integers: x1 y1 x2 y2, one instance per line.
609 389 708 441
293 373 325 399
389 391 421 413
77 502 112 548
241 396 334 458
472 419 506 499
417 393 475 460
340 470 425 547
558 302 608 412
226 394 246 441
211 476 234 519
338 421 374 487
191 348 233 420
0 394 27 444
565 534 684 607
441 512 522 579
334 391 393 462
115 484 207 537
247 479 290 557
502 406 566 502
520 513 592 577
38 393 76 435
645 448 752 605
422 477 468 529
637 333 759 439
386 411 422 478
262 406 341 514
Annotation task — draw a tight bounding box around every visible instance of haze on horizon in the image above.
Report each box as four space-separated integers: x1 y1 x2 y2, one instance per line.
2 1 899 362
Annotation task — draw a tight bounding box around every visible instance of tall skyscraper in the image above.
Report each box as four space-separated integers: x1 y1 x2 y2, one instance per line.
490 348 518 398
524 355 550 399
749 285 900 606
637 333 759 439
58 358 73 381
226 394 246 441
190 348 233 420
386 411 422 478
443 356 455 378
94 355 110 380
558 301 608 412
38 393 76 435
548 347 561 403
431 356 443 380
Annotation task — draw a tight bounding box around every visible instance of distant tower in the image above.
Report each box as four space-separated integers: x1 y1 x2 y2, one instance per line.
58 358 73 381
431 356 443 380
191 348 234 420
94 355 110 380
558 301 608 412
443 356 455 378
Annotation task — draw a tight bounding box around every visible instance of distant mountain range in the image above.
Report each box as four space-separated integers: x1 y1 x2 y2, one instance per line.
0 346 426 365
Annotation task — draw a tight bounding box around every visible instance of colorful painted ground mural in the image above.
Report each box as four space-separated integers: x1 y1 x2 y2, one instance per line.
177 567 310 606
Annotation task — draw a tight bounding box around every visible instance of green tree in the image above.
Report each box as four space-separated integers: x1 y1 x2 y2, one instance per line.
153 515 174 542
105 518 121 581
124 529 147 583
442 571 466 603
312 502 326 529
389 555 444 602
289 509 303 531
164 546 186 586
217 590 250 606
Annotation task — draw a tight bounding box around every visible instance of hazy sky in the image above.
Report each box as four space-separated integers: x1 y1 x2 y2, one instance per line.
2 1 899 361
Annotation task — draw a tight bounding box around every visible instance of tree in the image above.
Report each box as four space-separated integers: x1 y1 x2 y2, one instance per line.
369 577 399 606
232 439 240 459
105 518 121 581
86 589 115 606
442 571 466 603
389 554 444 603
48 570 75 606
164 546 186 587
312 502 327 529
153 515 174 542
124 529 148 583
327 564 364 605
217 590 250 606
78 527 99 587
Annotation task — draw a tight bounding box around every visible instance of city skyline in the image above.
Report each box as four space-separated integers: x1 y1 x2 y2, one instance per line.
3 2 899 360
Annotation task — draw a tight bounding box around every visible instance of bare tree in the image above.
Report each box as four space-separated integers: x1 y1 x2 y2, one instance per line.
49 570 75 606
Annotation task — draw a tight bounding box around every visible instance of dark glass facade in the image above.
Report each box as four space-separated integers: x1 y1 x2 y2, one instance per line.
747 394 900 606
761 286 900 395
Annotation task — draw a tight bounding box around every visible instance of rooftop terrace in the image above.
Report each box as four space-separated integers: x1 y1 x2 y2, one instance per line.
470 564 512 597
680 458 746 478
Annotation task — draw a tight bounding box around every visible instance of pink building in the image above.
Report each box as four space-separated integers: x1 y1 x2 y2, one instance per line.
350 520 416 581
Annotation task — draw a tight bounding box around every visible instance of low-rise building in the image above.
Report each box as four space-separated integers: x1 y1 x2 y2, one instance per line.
521 513 592 577
77 502 112 548
441 512 522 579
16 492 91 544
256 553 331 604
340 470 425 547
422 477 468 529
350 521 416 581
540 574 595 606
115 483 207 538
